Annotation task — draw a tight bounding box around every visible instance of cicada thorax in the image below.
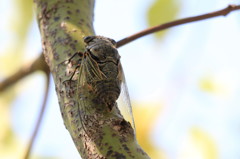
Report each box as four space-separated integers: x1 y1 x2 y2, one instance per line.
84 36 122 110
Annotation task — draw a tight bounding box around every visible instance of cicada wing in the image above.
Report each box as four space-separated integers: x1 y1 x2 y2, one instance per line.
77 53 104 90
117 63 136 133
76 57 89 134
76 53 104 135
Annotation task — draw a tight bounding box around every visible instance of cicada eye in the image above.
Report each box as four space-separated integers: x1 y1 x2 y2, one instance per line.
84 36 95 43
108 38 117 46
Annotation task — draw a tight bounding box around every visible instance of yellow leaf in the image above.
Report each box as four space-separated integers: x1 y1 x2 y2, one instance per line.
199 75 230 96
147 0 180 38
178 127 218 159
199 77 217 93
133 102 166 159
0 97 23 159
11 0 33 41
0 0 34 77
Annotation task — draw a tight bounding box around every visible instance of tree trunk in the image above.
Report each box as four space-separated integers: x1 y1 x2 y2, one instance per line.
34 0 150 158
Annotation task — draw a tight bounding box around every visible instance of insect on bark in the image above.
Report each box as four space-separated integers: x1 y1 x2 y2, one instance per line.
65 36 136 135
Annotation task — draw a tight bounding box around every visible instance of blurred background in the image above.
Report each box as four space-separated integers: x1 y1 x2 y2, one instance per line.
1 0 240 158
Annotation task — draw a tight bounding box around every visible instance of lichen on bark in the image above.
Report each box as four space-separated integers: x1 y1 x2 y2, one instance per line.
34 0 150 158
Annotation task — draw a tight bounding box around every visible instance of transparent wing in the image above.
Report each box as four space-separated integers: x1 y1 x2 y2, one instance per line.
117 63 136 133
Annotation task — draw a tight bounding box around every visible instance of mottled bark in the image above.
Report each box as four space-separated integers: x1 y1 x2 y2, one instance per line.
34 0 149 158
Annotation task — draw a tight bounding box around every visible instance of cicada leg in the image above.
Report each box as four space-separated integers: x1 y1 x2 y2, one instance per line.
68 65 80 81
62 52 84 85
65 52 83 64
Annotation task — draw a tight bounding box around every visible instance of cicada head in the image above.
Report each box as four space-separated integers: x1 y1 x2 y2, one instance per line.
83 36 120 64
84 36 117 47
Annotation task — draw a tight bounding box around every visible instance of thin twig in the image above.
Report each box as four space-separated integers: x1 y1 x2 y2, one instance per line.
0 54 47 92
23 70 50 159
117 4 240 48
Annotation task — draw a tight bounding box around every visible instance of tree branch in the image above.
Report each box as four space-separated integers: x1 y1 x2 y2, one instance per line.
117 4 240 47
35 0 149 158
0 54 48 92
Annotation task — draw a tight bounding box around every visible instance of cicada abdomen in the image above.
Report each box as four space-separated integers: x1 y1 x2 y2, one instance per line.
93 79 121 110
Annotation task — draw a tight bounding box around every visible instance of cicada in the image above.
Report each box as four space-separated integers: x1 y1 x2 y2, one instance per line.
66 36 135 134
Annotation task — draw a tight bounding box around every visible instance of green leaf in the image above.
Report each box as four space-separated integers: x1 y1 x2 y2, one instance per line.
147 0 180 39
